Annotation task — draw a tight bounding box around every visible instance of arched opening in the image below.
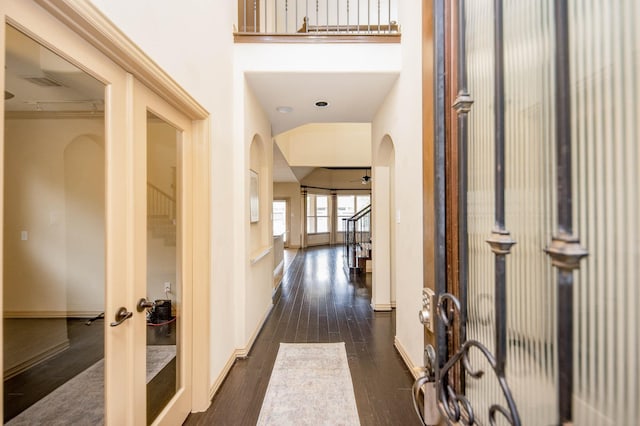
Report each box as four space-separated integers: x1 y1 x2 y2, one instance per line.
371 134 396 311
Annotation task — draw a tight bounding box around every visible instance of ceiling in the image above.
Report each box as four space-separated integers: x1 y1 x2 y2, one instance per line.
245 71 399 136
4 25 104 112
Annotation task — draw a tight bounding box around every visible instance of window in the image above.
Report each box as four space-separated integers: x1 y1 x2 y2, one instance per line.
306 194 329 233
337 194 371 231
272 200 287 242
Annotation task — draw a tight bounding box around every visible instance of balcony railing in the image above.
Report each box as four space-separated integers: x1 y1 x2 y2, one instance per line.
236 0 399 38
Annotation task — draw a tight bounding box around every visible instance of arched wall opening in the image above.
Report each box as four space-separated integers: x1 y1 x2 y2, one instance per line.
371 134 396 311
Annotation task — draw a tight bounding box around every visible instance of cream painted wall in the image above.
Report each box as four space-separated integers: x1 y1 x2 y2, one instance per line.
242 81 274 349
276 123 371 167
273 183 302 249
372 1 425 367
4 117 105 315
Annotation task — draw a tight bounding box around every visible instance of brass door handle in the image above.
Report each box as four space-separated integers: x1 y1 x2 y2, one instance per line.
109 307 133 327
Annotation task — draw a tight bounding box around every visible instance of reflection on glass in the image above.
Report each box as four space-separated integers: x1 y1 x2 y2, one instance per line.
146 112 180 424
3 24 105 424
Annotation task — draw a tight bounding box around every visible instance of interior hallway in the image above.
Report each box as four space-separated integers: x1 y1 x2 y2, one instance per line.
185 245 420 425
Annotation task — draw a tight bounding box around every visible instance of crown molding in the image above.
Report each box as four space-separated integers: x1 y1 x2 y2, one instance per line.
35 0 208 120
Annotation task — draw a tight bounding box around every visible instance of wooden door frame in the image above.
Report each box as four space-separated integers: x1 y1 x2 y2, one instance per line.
1 0 212 422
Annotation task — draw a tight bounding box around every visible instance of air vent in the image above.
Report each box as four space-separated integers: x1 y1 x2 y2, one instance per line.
22 76 63 87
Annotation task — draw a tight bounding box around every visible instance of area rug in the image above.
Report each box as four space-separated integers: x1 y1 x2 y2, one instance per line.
7 345 176 426
257 342 361 426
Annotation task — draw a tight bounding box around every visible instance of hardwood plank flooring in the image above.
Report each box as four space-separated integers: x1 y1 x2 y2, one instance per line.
185 246 421 426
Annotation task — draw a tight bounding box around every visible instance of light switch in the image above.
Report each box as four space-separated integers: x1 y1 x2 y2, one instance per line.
396 209 401 224
21 230 28 241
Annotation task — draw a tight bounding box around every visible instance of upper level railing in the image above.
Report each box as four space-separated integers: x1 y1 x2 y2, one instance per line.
236 0 400 39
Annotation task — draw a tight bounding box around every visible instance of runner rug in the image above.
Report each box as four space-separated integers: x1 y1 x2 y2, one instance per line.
257 342 361 426
7 345 176 426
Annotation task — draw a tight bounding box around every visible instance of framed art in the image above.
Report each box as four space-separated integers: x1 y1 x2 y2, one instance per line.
250 169 259 223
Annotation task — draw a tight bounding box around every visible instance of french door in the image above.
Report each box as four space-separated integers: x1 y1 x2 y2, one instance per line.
1 2 195 425
419 0 639 425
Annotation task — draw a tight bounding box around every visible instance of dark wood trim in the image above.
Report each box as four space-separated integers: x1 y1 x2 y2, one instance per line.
422 0 437 350
234 33 401 43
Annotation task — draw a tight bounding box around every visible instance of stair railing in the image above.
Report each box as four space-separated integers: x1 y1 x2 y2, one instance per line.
343 203 371 271
147 183 176 222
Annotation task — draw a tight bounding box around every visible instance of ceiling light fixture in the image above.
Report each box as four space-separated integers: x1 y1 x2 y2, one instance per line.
314 100 329 108
4 91 15 100
276 106 293 114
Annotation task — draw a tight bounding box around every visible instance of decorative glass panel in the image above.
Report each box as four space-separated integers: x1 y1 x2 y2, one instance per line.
570 0 640 423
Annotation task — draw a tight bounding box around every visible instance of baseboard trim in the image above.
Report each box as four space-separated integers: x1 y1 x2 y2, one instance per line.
371 303 393 312
208 303 274 400
394 336 422 380
208 351 238 401
236 303 273 359
4 310 103 319
4 340 70 380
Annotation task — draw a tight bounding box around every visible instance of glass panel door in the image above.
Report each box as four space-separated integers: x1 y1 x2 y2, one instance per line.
133 80 192 426
3 24 106 425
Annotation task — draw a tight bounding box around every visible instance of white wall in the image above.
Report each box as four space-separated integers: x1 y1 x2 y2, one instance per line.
372 1 424 367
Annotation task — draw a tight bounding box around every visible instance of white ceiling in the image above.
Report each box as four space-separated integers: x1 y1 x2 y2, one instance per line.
247 71 398 183
245 71 399 136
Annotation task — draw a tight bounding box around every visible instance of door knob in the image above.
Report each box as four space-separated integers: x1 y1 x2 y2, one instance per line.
110 307 133 327
137 297 157 312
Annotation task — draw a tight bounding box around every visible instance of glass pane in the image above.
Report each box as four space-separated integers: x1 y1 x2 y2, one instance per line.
316 195 328 216
356 195 370 211
337 195 356 216
3 25 106 423
317 217 328 233
307 217 316 234
146 112 179 424
273 200 286 237
571 0 639 423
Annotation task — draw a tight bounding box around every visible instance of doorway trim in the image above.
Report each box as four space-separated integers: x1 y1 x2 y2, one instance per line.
33 0 212 414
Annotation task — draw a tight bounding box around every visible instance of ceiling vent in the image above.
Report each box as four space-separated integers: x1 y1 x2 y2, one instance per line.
22 76 63 87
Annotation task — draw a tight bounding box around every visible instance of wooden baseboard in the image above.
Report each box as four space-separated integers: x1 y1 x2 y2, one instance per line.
4 310 103 319
4 340 70 380
394 336 422 380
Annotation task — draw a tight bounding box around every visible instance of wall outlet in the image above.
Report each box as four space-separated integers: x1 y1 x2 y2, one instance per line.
164 282 171 293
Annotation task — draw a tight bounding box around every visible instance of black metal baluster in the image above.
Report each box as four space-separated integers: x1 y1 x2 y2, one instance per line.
545 1 588 423
485 0 516 378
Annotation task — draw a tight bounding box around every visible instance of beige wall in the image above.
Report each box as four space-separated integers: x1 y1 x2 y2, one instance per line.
372 0 425 367
4 116 105 316
276 123 371 167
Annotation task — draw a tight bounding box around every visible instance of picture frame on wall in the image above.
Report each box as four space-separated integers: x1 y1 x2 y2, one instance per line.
250 169 259 223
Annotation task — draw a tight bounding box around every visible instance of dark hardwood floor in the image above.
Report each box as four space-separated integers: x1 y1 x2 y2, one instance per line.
185 245 421 426
3 318 104 423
